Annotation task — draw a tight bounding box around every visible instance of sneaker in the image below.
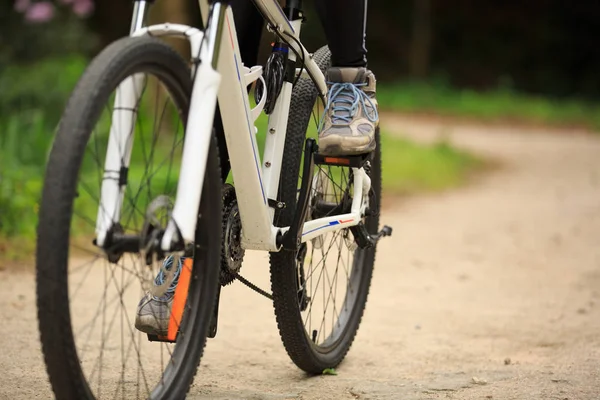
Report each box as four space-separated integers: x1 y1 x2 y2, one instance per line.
134 255 184 336
318 67 379 156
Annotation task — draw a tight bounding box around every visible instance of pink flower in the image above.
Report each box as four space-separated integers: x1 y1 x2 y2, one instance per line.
14 0 31 13
72 0 94 17
24 1 55 23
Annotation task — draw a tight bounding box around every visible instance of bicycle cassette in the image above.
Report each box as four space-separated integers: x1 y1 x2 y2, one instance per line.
220 184 245 286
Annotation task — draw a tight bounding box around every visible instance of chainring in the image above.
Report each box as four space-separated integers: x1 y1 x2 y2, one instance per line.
220 184 245 286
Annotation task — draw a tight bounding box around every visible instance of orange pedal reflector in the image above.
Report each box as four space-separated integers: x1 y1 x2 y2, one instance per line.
323 157 350 165
314 153 367 168
167 257 193 341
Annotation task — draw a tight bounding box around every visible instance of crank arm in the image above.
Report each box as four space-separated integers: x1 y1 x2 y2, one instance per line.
208 286 221 338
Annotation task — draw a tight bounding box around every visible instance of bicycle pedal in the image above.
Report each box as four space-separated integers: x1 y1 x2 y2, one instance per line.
314 153 369 168
147 334 176 343
379 225 393 238
350 224 393 249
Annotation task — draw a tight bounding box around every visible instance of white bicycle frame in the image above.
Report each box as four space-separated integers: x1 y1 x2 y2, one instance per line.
95 0 371 252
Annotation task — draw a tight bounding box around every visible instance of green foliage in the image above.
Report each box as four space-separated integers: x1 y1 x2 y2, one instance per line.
0 112 48 238
0 56 87 123
378 81 600 131
0 57 87 240
0 115 46 239
0 3 97 65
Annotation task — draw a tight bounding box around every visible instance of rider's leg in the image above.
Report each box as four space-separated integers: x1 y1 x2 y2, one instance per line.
315 0 379 156
315 0 367 67
230 0 263 66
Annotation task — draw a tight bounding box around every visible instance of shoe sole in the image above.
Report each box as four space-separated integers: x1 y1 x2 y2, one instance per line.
318 135 376 156
135 317 168 337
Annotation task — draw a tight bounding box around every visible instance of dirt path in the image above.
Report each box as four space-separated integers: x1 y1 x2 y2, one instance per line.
3 115 600 399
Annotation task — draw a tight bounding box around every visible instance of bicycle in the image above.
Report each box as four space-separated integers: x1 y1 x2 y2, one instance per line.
36 0 392 398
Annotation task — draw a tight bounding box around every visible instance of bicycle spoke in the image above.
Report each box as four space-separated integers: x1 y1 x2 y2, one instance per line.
300 148 365 345
68 76 183 397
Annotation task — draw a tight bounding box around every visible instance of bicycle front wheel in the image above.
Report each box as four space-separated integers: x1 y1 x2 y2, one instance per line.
36 37 221 399
270 46 382 373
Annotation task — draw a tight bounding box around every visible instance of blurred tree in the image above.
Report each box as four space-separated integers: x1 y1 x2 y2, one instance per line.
87 0 131 47
431 0 600 98
150 0 195 57
409 0 432 79
87 0 199 57
3 0 600 99
0 0 97 65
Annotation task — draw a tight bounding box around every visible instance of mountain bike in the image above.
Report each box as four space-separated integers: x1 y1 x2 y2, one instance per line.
35 0 392 398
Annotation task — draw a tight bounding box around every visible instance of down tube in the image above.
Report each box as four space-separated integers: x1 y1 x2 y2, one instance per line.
217 9 275 251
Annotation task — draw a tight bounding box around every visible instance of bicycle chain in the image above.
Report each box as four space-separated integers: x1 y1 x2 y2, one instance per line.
233 272 273 300
220 184 273 300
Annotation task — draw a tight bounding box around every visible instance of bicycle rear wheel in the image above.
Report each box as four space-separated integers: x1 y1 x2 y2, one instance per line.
36 37 221 399
270 46 382 373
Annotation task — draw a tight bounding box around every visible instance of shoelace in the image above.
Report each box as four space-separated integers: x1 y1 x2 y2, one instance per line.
320 82 379 128
153 255 183 300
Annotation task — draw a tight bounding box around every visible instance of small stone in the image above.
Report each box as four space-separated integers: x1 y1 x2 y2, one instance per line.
551 234 562 245
472 377 487 385
415 325 421 330
577 308 587 314
486 396 493 399
504 357 511 365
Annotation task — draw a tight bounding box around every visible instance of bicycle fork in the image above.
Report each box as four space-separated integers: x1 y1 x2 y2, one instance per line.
94 1 149 247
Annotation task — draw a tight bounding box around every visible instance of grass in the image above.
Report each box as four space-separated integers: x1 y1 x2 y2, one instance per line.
378 81 600 131
381 134 479 193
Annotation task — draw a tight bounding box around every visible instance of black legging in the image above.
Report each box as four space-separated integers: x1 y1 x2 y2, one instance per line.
230 0 368 68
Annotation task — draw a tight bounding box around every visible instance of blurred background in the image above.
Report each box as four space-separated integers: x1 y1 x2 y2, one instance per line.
2 3 600 398
1 0 599 259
